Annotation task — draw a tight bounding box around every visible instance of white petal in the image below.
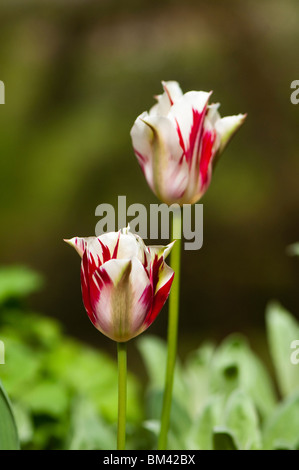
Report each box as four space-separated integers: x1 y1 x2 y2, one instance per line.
128 257 153 333
99 258 132 286
91 258 152 341
168 91 212 152
141 115 189 203
149 81 183 117
130 111 153 164
206 103 221 126
90 259 132 338
215 114 246 153
162 80 183 103
155 263 174 293
117 231 149 266
149 241 175 262
64 236 87 258
97 231 120 252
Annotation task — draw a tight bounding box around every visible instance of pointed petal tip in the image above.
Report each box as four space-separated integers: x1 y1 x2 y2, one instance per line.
163 240 176 259
64 237 75 246
63 236 87 258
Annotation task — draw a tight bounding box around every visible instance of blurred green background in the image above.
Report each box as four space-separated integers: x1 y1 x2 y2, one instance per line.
0 0 299 361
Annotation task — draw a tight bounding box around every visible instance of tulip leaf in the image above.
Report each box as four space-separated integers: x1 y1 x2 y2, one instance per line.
183 342 215 416
68 397 115 450
210 334 276 418
145 388 192 449
263 392 299 450
266 302 299 397
224 389 261 450
137 335 186 401
45 340 142 423
20 380 69 417
0 380 20 450
188 395 224 450
212 427 238 450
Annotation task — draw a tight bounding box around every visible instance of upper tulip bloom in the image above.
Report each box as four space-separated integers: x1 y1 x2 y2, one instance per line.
65 227 174 342
130 80 246 205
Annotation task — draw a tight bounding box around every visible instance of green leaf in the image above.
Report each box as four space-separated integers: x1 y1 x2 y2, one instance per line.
213 427 238 450
0 336 41 397
0 380 20 450
266 302 299 397
137 336 192 448
145 388 192 449
263 392 299 450
210 334 276 419
46 340 142 423
0 266 43 304
188 395 225 450
67 397 115 450
21 380 70 417
0 310 62 349
183 342 215 416
224 389 261 450
12 403 33 445
137 335 186 401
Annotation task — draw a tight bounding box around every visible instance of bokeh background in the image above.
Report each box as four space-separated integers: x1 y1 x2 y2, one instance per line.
1 0 299 368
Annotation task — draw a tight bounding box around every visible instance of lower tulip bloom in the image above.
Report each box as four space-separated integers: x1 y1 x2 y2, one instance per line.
65 226 174 342
65 226 174 450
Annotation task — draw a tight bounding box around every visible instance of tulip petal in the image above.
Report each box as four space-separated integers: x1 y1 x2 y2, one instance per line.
169 91 212 165
199 126 217 187
141 115 189 203
206 103 221 126
149 241 175 296
116 229 151 269
130 111 153 166
149 241 175 264
162 81 183 105
216 114 247 154
127 257 153 334
66 233 119 266
80 249 97 325
90 258 152 342
149 81 183 116
144 263 174 328
64 236 88 258
89 259 131 339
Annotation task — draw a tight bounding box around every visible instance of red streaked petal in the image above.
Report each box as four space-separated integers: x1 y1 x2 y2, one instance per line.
80 251 97 326
64 237 88 258
112 231 121 259
199 128 217 186
169 91 212 162
161 80 183 107
98 239 111 263
144 270 174 328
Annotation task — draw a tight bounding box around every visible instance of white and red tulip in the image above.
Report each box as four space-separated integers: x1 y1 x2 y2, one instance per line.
65 227 174 342
130 80 246 205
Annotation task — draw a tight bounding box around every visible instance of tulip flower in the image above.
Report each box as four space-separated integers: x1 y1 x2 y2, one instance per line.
130 80 246 205
65 226 174 343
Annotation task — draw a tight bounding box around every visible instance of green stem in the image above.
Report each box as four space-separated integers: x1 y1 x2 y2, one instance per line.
158 208 182 450
117 341 127 450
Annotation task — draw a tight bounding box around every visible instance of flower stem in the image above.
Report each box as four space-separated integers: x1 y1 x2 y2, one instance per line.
117 341 127 450
158 208 182 450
